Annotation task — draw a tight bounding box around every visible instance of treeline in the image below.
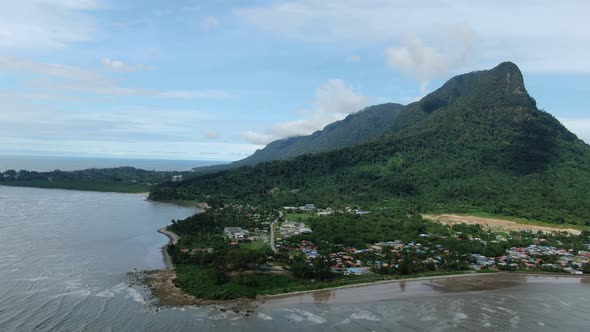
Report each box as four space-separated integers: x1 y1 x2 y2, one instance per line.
0 167 192 193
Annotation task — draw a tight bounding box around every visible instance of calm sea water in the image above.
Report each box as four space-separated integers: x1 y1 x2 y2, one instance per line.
0 186 589 331
0 155 228 172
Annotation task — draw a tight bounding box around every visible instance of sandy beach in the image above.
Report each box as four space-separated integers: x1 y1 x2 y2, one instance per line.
157 225 179 269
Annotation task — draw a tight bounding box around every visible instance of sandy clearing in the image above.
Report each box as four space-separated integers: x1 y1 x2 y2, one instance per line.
422 214 581 235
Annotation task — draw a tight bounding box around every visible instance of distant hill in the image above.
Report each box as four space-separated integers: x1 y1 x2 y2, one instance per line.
152 62 590 226
193 102 403 172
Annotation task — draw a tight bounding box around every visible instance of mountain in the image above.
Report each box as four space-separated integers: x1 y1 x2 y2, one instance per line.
193 102 404 172
152 62 590 226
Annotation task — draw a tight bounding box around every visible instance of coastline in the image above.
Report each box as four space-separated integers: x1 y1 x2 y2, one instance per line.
146 219 587 308
157 225 179 270
258 272 485 301
139 225 253 308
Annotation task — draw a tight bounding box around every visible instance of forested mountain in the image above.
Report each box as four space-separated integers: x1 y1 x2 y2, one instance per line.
151 62 590 226
193 102 403 172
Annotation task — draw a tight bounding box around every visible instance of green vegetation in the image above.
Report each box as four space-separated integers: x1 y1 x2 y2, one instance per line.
240 240 267 250
0 179 149 193
193 103 404 173
168 206 590 300
285 213 314 221
174 265 300 299
151 62 590 226
0 167 191 193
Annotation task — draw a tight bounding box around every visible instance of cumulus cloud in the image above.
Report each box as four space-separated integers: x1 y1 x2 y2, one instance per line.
101 57 145 72
240 79 368 145
240 131 275 145
200 16 219 30
385 26 474 92
0 0 100 49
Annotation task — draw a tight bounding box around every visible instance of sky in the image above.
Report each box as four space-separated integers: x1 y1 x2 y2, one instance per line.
1 0 589 161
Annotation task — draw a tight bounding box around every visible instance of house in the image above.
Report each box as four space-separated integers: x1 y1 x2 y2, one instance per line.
300 204 316 211
171 175 183 182
224 227 248 239
299 227 312 234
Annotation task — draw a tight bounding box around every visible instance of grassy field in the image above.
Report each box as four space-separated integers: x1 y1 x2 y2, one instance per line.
285 213 314 221
0 180 150 193
240 240 267 250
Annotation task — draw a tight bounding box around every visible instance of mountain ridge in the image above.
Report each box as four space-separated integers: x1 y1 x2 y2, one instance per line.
152 62 590 226
194 102 404 172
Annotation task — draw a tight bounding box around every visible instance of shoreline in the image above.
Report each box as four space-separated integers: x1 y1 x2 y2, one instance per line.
257 271 584 302
157 225 179 270
258 272 485 301
140 225 253 308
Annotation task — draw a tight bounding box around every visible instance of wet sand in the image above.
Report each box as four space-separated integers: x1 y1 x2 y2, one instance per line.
258 273 590 308
157 226 179 269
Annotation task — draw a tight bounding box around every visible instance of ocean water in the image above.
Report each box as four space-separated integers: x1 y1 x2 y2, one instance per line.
0 186 589 331
0 155 228 172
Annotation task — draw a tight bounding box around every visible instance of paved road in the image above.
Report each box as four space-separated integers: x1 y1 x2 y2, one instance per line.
270 210 283 253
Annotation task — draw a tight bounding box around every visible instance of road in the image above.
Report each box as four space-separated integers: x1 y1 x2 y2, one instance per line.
270 210 283 253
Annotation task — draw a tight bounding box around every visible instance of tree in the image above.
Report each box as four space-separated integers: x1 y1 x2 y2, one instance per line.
4 170 17 177
313 257 334 281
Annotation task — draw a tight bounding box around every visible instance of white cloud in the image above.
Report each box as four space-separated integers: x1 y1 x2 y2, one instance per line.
101 57 146 72
236 0 590 73
346 55 361 62
240 131 274 145
240 79 368 145
385 26 473 92
0 54 104 82
559 118 590 144
200 16 219 30
0 54 228 100
0 0 101 49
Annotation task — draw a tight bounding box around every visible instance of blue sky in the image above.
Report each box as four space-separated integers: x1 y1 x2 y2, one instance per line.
1 0 589 161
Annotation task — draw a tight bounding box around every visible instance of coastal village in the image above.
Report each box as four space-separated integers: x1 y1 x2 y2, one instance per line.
174 203 590 278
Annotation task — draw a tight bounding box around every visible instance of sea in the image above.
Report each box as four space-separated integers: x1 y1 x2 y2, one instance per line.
0 186 589 331
0 155 228 172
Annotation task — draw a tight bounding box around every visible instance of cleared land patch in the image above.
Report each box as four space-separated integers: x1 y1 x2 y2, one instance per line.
423 214 582 235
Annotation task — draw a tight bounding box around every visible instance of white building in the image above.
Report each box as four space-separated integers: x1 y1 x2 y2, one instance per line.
224 227 248 239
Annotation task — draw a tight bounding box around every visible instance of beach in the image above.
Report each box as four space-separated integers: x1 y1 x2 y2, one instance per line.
258 272 590 308
157 225 179 269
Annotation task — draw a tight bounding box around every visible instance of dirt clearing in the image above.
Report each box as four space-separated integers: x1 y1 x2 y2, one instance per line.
422 214 581 235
